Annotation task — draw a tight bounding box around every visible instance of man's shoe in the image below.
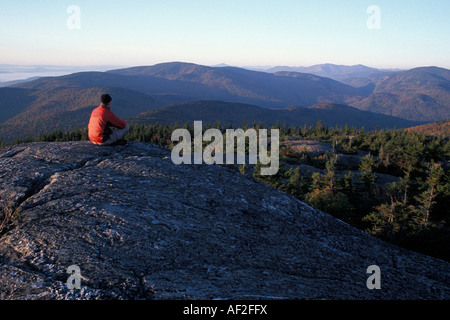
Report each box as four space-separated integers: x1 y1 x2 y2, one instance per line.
113 139 128 146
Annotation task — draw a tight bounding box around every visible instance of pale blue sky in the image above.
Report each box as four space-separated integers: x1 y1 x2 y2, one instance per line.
0 0 449 69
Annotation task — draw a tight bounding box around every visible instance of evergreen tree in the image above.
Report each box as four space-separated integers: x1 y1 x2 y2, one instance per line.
364 183 414 241
325 158 336 191
413 162 444 227
286 167 302 198
399 164 413 204
359 155 376 192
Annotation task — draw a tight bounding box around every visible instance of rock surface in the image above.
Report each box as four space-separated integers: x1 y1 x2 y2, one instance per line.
0 141 449 300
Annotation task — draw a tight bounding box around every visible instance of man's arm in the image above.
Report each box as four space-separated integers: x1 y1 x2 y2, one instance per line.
105 109 127 129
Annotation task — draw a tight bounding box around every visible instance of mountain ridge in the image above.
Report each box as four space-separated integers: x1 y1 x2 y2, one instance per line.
107 61 369 107
352 66 450 121
133 100 422 131
265 63 398 81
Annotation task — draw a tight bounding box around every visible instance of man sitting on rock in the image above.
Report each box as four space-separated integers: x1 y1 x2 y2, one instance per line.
88 94 129 146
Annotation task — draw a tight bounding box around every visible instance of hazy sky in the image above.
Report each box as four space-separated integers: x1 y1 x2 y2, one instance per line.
0 0 449 69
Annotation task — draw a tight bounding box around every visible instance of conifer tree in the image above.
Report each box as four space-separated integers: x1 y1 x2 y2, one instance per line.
413 162 444 227
359 155 376 192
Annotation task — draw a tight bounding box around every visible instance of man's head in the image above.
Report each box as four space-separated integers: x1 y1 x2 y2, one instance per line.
101 94 112 108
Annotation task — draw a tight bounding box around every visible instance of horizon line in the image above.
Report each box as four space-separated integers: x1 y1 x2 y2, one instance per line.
1 61 448 71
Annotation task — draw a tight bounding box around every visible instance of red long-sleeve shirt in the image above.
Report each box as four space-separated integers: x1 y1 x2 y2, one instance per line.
88 105 127 144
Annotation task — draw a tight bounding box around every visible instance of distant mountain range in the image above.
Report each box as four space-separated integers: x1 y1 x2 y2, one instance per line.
108 63 450 122
105 62 370 107
0 62 448 142
0 64 121 86
264 63 400 82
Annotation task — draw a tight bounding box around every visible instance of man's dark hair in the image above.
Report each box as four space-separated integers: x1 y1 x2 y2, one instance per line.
101 94 112 105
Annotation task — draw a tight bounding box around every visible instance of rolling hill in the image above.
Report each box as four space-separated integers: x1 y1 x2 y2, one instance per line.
133 100 421 131
10 62 368 108
266 64 450 122
406 119 450 137
0 86 164 142
106 62 370 107
351 67 450 121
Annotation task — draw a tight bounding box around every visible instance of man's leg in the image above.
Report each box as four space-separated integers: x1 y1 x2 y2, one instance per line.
102 125 130 145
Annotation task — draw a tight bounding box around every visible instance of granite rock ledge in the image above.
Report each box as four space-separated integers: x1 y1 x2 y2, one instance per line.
0 141 449 300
